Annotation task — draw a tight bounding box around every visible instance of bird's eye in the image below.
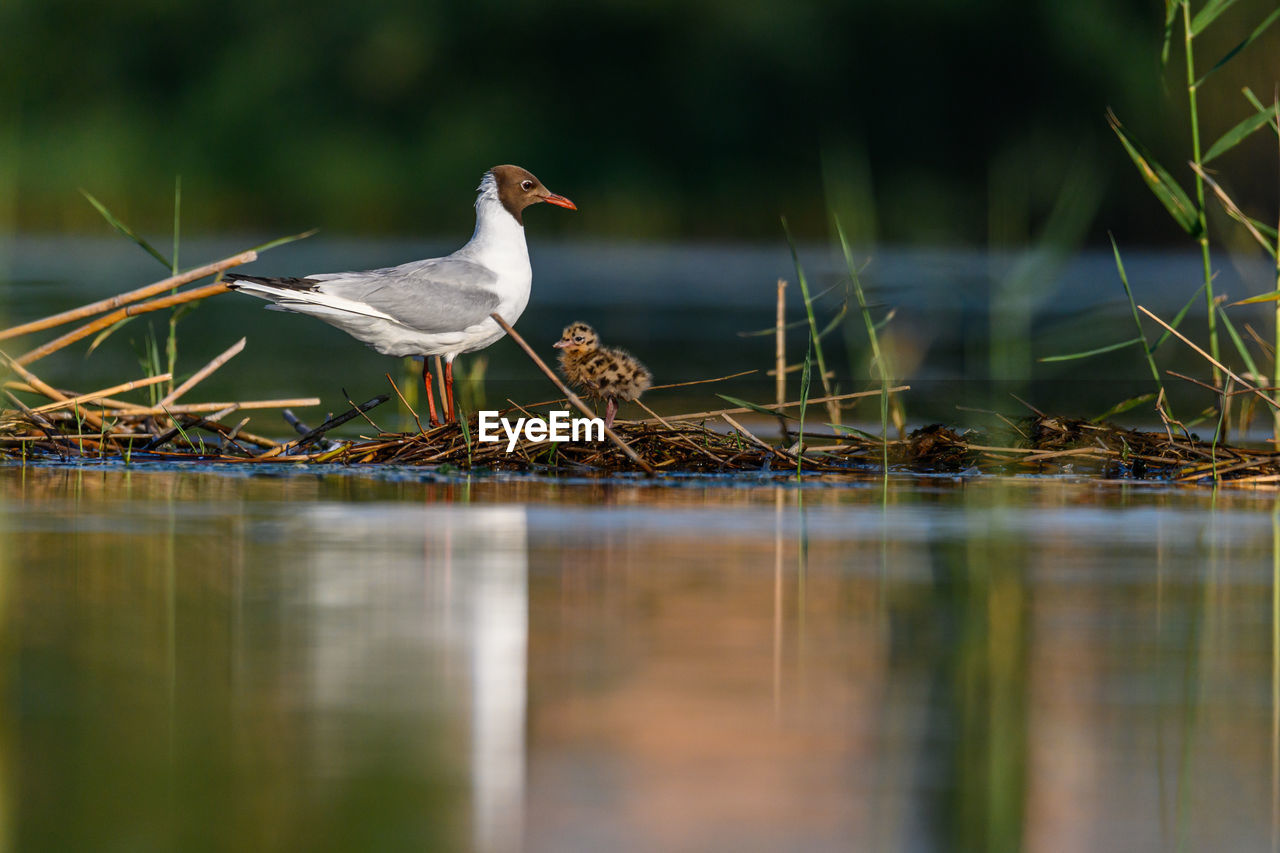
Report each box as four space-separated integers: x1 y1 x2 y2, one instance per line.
574 336 584 343
520 180 533 191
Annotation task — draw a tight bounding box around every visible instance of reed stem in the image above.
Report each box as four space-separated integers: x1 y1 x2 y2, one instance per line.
1183 1 1219 385
0 250 254 343
14 281 230 366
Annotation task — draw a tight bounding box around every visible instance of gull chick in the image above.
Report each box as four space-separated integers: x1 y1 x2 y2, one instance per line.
554 322 652 428
224 165 576 427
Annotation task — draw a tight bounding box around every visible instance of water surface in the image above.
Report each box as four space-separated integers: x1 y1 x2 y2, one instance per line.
4 465 1279 850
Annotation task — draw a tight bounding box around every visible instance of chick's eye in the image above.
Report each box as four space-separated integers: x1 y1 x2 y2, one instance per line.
520 180 533 191
574 336 584 343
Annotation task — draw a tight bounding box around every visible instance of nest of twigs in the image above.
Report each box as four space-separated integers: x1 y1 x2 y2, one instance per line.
5 382 1280 484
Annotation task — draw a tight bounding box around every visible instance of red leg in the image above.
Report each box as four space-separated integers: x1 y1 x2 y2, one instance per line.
421 358 441 427
444 359 456 422
604 397 618 430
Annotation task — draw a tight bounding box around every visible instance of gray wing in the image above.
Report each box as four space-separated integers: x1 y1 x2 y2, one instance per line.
307 258 502 333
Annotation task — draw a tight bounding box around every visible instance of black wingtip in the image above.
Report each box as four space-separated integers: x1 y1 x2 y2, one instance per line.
223 274 320 291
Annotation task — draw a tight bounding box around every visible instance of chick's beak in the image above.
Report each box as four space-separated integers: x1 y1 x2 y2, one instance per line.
552 340 569 348
541 192 577 211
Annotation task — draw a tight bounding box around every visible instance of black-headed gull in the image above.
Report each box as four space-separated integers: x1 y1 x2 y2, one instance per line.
225 165 576 426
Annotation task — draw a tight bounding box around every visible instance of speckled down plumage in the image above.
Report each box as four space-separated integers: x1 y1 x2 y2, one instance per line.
555 322 652 411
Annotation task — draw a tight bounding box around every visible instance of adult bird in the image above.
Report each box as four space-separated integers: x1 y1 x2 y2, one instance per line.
224 165 576 426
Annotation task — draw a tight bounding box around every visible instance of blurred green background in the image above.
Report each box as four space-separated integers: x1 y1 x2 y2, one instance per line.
3 0 1277 245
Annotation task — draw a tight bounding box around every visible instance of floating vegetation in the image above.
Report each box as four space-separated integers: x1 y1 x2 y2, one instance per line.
7 362 1280 485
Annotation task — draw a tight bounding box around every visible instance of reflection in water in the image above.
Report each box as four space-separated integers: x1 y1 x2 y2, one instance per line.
2 467 1280 850
265 503 531 853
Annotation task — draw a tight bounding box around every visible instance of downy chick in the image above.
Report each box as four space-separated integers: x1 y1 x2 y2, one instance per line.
554 322 652 428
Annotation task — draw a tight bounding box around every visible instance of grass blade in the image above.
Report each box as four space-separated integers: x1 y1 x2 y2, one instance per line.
717 394 796 420
737 317 812 338
1161 0 1179 64
167 175 182 398
1152 281 1208 351
1190 0 1238 35
251 228 320 253
1217 305 1261 380
1111 235 1167 396
1191 161 1278 254
86 316 136 356
816 303 849 340
797 342 812 478
1233 290 1280 305
1195 7 1280 87
171 176 181 276
834 216 902 443
1203 104 1280 163
780 217 840 424
80 190 171 270
1107 110 1201 236
1243 88 1280 137
1092 392 1157 423
829 422 884 441
1039 337 1145 362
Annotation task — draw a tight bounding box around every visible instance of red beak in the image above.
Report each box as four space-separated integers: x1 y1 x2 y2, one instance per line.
542 192 577 211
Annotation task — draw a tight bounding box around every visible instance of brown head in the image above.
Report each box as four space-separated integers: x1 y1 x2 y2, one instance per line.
485 165 576 225
553 322 599 353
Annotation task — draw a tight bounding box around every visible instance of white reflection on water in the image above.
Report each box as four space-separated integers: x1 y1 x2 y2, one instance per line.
467 510 528 853
285 504 529 853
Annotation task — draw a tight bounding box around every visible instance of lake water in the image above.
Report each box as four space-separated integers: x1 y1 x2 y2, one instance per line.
4 464 1280 851
4 238 1280 850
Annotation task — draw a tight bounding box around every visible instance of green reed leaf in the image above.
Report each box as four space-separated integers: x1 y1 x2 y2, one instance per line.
1204 104 1280 162
86 317 136 356
80 190 171 270
1039 337 1144 363
1195 7 1280 87
1107 110 1201 236
1190 0 1239 35
1092 393 1157 423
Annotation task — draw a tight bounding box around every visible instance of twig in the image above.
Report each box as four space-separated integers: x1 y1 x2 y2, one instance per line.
1245 323 1277 359
143 404 239 451
269 394 390 457
16 281 231 366
0 250 256 343
1009 392 1046 418
775 278 790 439
282 409 313 436
1156 387 1191 443
514 369 760 412
157 337 245 408
106 397 320 417
0 350 105 429
638 386 910 424
1165 369 1277 397
647 369 757 391
721 413 798 462
776 278 787 406
1139 305 1280 410
27 372 172 414
343 388 384 432
385 372 426 436
634 399 726 466
490 312 656 475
